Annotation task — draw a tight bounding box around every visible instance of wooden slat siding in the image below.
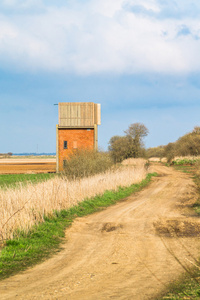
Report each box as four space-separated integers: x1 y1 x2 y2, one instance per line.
97 103 101 125
58 102 100 127
77 105 81 127
93 104 101 125
80 103 86 127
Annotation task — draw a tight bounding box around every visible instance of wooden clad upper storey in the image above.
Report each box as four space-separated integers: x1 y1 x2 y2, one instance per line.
58 102 101 128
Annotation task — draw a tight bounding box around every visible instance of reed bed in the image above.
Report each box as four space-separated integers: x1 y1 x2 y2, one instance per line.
0 159 148 242
148 157 167 163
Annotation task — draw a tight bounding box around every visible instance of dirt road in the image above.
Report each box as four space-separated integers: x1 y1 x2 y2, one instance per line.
1 164 200 299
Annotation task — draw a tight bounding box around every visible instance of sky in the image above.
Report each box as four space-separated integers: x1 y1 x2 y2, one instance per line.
0 0 200 153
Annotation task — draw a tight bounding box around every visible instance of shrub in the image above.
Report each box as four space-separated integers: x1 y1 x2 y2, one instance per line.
108 123 149 163
62 149 114 179
146 146 165 159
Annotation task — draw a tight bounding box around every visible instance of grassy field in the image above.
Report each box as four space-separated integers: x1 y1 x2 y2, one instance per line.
0 173 57 189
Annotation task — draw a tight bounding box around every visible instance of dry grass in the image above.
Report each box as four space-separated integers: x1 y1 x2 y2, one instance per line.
0 160 148 242
148 157 167 163
154 218 200 237
121 158 147 166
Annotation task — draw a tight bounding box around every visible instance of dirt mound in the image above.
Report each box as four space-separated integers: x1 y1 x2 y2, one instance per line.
101 222 123 232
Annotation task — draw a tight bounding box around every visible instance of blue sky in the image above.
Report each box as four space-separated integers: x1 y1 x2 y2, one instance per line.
0 0 200 153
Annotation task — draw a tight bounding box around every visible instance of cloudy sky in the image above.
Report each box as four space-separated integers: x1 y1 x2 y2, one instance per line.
0 0 200 153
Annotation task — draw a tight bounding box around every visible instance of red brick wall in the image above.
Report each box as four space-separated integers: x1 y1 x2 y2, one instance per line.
58 128 94 171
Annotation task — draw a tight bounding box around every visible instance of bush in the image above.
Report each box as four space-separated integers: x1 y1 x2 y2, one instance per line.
62 149 114 179
146 146 165 159
108 123 149 163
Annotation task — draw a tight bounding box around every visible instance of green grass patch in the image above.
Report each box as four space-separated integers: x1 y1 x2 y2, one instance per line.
158 269 200 299
192 175 200 215
172 165 196 174
0 172 157 280
0 173 57 189
171 159 199 166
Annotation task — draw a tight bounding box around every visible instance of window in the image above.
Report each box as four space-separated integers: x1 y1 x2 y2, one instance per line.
63 141 68 149
73 141 77 149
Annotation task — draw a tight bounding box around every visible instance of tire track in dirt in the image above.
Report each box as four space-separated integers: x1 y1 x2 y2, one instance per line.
1 164 200 299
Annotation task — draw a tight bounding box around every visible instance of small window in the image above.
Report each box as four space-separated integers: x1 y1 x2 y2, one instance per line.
73 141 77 149
63 141 68 149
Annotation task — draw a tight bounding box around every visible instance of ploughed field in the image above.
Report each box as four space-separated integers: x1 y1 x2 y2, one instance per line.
0 158 56 174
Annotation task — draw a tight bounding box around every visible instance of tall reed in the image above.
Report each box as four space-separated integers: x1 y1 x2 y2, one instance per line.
0 159 148 242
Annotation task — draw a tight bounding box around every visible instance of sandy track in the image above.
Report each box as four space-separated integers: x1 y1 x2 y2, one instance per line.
1 164 200 299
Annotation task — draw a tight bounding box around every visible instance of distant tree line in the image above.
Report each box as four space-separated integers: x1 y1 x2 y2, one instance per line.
146 126 200 162
0 152 13 157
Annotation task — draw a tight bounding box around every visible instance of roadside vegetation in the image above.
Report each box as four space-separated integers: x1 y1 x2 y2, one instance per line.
0 157 149 243
0 165 157 279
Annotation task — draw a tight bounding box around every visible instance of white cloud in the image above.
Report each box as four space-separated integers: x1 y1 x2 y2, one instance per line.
0 0 199 74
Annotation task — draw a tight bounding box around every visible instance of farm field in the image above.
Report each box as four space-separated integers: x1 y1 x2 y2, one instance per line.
1 164 200 299
0 157 56 174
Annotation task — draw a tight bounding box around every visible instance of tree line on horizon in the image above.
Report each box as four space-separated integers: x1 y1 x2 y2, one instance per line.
147 126 200 162
108 123 200 163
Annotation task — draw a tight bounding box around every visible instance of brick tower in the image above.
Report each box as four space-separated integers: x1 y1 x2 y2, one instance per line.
56 102 101 172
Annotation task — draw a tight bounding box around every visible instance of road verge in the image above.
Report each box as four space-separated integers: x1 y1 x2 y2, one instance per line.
0 172 157 280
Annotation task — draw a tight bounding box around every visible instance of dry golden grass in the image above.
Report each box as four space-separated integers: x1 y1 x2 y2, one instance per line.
154 218 200 237
121 158 147 166
0 160 148 242
148 157 167 163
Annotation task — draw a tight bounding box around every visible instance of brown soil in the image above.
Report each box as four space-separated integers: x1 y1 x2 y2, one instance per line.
1 164 200 299
0 159 56 174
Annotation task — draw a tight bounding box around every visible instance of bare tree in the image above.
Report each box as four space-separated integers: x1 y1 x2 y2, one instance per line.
124 123 149 158
108 123 149 162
